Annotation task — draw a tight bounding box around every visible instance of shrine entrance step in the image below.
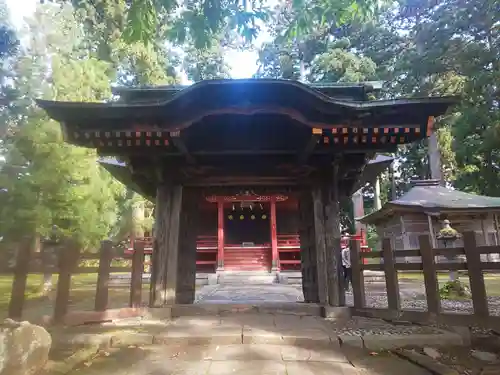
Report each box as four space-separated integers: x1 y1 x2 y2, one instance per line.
218 271 277 285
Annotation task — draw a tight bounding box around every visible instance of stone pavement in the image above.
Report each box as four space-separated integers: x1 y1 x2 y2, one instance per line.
50 312 463 375
63 343 433 375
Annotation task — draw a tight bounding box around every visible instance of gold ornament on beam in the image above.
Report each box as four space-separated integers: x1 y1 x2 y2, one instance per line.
240 215 245 220
262 214 267 220
251 215 256 220
228 215 233 220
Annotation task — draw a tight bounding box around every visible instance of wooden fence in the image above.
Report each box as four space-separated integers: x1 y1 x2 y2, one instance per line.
3 239 146 324
350 231 500 329
3 231 500 329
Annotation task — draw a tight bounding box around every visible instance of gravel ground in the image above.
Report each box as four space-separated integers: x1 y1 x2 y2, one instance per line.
325 315 443 336
345 281 500 316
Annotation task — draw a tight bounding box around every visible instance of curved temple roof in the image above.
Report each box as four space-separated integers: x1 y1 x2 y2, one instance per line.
359 180 500 224
37 79 457 135
37 79 458 194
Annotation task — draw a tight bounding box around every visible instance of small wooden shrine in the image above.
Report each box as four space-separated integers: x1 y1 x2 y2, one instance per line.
358 179 500 262
37 79 456 307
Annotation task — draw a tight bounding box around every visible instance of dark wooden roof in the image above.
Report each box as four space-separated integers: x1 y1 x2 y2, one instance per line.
37 79 457 194
37 79 456 131
36 79 457 155
112 81 382 103
359 180 500 224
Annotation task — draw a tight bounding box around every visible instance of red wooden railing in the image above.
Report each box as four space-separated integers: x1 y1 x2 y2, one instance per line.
277 234 301 271
126 232 370 270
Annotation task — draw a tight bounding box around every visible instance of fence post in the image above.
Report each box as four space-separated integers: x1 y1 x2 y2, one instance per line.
8 237 33 319
382 238 400 312
419 234 441 316
349 239 365 309
130 241 145 308
94 240 113 312
463 231 489 317
53 241 79 324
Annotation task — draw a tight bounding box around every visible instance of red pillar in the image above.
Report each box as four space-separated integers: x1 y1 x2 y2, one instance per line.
217 199 225 271
270 197 279 271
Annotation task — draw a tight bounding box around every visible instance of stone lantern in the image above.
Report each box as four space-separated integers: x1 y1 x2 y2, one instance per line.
436 219 461 281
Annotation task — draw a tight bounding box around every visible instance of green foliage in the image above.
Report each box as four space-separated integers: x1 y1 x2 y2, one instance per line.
78 258 131 268
0 0 19 140
0 4 126 249
182 37 232 81
437 227 460 240
366 225 379 251
439 280 471 300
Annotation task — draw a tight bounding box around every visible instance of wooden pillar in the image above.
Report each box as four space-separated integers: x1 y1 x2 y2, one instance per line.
217 199 225 271
176 187 199 304
270 197 279 271
312 185 328 304
298 189 319 303
352 189 365 236
374 177 382 211
149 183 183 307
324 168 344 306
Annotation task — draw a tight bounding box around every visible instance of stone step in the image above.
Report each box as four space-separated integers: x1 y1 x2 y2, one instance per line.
218 272 277 284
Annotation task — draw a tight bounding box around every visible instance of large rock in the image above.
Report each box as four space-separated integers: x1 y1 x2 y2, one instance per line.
0 319 52 375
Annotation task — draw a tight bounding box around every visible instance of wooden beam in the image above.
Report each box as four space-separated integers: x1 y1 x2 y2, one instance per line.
171 136 196 165
298 135 320 164
94 145 399 158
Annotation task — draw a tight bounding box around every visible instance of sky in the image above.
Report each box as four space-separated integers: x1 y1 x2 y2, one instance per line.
5 0 263 80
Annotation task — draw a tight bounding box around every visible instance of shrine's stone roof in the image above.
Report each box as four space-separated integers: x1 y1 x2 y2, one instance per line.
359 180 500 224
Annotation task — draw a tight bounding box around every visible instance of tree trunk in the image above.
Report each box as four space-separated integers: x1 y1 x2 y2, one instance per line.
132 200 145 238
35 235 52 296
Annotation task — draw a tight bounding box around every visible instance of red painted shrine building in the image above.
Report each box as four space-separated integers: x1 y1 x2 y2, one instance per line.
120 161 387 274
38 79 456 307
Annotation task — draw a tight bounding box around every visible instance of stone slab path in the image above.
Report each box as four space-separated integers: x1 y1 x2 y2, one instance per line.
50 312 463 375
64 343 433 375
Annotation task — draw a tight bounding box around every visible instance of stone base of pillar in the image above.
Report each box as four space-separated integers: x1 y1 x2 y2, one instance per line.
207 274 218 285
321 306 351 320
